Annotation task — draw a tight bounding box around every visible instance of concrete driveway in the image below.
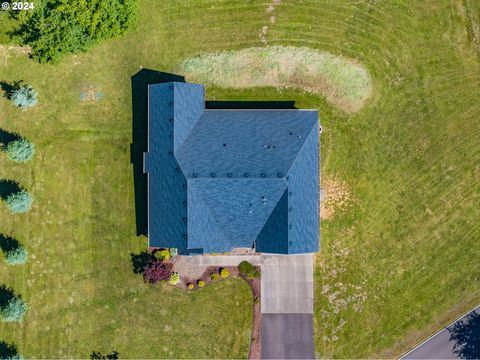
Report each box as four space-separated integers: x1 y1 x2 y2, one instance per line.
261 254 315 359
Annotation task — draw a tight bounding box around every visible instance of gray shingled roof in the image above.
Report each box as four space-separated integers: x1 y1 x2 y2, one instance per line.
145 82 319 254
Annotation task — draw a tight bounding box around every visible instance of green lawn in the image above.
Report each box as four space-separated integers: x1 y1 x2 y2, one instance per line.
1 0 480 358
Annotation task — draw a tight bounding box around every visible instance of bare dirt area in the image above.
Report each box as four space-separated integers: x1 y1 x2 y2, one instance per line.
320 177 355 219
0 45 31 66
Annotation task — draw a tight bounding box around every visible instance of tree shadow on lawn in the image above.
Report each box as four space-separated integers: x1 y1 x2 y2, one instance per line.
0 180 21 201
0 80 22 100
448 310 480 359
0 234 20 253
0 129 21 148
0 340 20 359
130 69 185 237
129 250 155 274
0 285 15 309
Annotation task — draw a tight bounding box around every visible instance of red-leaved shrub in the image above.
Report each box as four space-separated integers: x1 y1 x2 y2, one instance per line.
143 261 171 284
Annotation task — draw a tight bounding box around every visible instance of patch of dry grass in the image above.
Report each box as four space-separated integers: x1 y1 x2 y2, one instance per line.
179 46 372 112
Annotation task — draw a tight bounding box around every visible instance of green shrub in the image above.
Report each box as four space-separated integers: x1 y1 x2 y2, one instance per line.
10 85 38 110
1 297 28 322
4 190 33 214
197 280 205 288
210 273 219 281
168 272 179 285
187 283 194 290
15 0 138 63
238 260 260 279
154 249 170 261
254 297 260 304
220 268 230 278
169 248 178 257
5 139 35 163
4 245 28 265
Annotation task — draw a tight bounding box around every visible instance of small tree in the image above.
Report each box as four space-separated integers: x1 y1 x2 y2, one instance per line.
143 261 170 284
10 85 38 110
4 190 33 214
4 245 28 265
5 139 35 163
1 297 28 322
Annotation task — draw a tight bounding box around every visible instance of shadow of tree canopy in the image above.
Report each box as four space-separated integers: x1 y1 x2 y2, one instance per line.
448 310 480 359
0 234 20 253
130 69 185 237
0 340 20 359
0 129 21 148
90 350 119 359
130 251 155 274
0 180 21 201
0 285 15 308
0 80 22 100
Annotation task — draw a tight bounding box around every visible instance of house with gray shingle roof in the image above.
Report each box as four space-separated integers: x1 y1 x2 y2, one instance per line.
144 82 320 255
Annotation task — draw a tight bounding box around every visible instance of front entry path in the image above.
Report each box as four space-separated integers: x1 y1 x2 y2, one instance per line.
261 254 315 359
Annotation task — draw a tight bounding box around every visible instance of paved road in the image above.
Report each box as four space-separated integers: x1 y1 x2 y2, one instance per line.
402 305 480 359
261 254 315 359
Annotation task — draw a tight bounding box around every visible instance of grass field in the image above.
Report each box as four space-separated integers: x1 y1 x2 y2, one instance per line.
1 0 480 358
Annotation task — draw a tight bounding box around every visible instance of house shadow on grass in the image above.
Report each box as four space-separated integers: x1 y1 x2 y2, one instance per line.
0 180 21 201
205 100 297 109
129 250 155 274
130 69 185 237
448 310 480 359
0 340 20 359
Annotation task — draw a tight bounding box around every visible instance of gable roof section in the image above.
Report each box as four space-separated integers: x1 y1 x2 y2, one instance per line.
145 83 188 252
175 110 317 179
187 178 287 253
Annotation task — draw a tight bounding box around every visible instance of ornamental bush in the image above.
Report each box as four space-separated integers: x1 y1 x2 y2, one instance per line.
154 249 170 261
210 273 219 281
1 297 28 322
168 272 179 285
5 139 35 163
10 85 38 110
220 268 230 278
4 190 33 214
197 280 205 288
143 261 170 284
15 0 138 63
169 248 178 257
238 260 260 279
187 283 194 290
4 245 28 265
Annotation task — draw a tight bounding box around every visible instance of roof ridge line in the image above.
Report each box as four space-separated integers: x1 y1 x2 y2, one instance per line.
284 122 318 176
